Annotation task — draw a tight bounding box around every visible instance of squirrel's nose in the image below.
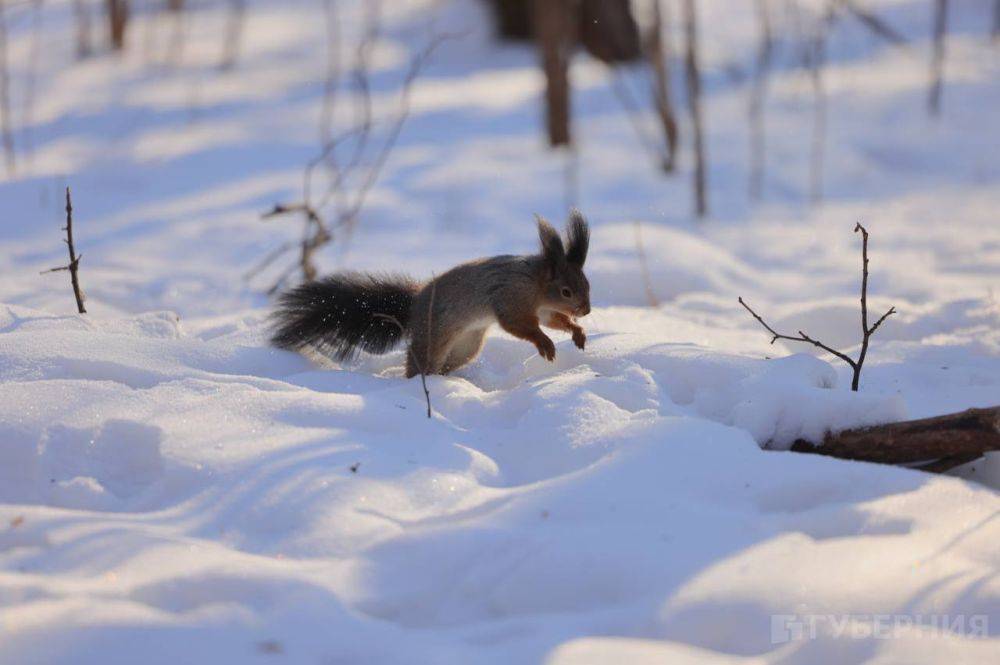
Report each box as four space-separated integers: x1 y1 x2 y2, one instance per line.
578 303 591 317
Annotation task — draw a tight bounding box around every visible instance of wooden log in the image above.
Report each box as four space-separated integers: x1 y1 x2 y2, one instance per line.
790 406 1000 472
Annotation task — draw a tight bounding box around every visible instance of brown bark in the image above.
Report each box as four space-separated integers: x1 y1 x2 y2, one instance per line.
578 0 641 64
647 0 678 172
41 188 87 314
106 0 128 51
534 0 574 146
790 407 1000 471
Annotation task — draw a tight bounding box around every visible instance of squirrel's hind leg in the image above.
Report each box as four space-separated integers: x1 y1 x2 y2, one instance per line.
405 329 454 377
441 327 488 374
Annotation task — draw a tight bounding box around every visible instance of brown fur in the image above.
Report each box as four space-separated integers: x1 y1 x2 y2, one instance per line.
405 212 591 377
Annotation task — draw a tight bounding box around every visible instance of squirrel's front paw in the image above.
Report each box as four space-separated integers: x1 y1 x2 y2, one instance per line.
536 336 556 362
571 327 586 350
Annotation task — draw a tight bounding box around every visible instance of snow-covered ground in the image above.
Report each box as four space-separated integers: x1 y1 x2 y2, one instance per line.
1 1 999 663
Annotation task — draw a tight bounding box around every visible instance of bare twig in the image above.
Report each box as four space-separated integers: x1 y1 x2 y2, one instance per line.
634 220 659 307
646 0 678 172
804 8 832 205
219 0 246 70
993 0 1000 42
740 223 895 391
74 0 93 57
253 26 454 293
20 0 41 171
422 277 435 418
837 0 907 45
372 287 435 419
748 0 773 201
0 1 15 177
41 188 87 314
682 0 707 218
928 0 948 116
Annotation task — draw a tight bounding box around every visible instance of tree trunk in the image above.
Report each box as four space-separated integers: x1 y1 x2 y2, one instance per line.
534 0 575 146
106 0 128 51
647 0 678 172
578 0 641 64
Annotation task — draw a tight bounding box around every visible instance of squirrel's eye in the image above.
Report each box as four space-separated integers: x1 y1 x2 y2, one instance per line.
560 287 572 299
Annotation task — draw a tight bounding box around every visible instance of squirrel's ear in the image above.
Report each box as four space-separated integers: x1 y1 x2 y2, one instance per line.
536 214 565 267
565 209 589 267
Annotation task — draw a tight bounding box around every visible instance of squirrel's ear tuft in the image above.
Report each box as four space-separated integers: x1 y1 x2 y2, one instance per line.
536 214 565 267
565 209 589 267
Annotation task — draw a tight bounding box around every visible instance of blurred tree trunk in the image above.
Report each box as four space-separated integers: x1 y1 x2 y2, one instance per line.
106 0 128 50
487 0 532 40
533 0 575 146
646 0 678 172
578 0 641 64
167 0 184 11
928 0 948 115
682 0 707 217
74 0 93 58
487 0 641 63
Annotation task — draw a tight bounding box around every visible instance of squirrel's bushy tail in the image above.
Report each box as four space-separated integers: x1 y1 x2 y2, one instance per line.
270 272 419 360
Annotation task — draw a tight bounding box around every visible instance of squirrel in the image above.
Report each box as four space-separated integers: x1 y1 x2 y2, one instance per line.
270 210 591 377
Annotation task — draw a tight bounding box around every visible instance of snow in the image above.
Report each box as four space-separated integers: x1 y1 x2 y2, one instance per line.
1 0 999 663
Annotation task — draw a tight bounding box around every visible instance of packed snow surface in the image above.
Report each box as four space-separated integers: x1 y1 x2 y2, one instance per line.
1 1 999 663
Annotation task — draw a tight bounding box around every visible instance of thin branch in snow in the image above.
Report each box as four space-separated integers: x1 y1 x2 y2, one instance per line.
41 187 87 314
740 223 896 391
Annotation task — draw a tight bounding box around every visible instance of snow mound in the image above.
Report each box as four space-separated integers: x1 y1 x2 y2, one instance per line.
1 304 998 663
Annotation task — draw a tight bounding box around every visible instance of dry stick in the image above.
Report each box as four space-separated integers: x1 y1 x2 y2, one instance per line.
682 0 707 218
837 0 907 45
563 143 579 212
0 1 15 177
372 279 436 419
21 0 41 172
74 0 93 57
928 0 948 116
318 32 456 228
806 15 829 205
739 223 895 391
422 277 435 418
748 0 773 201
254 23 453 293
106 0 128 51
647 0 678 172
219 0 246 70
609 71 667 171
993 0 1000 41
41 188 87 314
640 0 679 173
318 0 342 146
790 406 1000 472
634 220 659 307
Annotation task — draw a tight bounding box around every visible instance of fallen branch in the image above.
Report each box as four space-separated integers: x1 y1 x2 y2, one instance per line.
790 406 1000 473
740 223 895 391
41 187 87 314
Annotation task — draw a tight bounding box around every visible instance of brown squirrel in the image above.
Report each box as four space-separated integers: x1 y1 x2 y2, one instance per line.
270 210 591 376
